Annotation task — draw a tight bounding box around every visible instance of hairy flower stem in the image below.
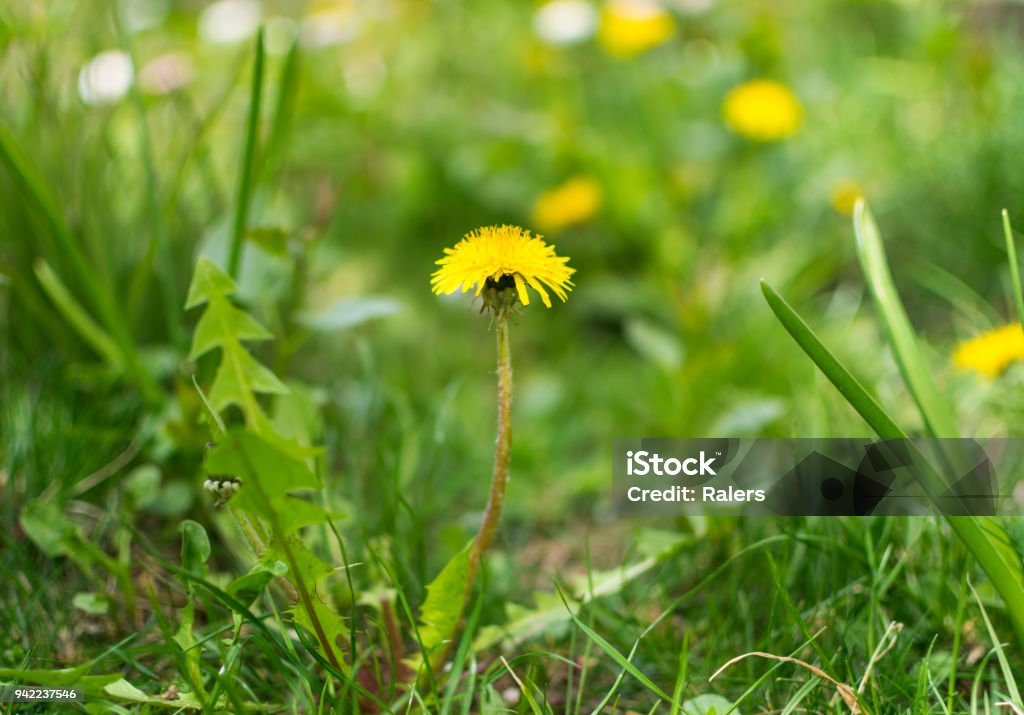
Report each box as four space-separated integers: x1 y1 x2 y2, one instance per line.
421 316 513 680
469 314 512 585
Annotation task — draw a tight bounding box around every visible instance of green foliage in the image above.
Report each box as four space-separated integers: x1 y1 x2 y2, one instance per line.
6 2 1024 711
853 201 959 439
186 257 287 429
476 529 691 652
418 541 472 658
1004 210 1024 334
173 520 211 703
186 256 350 673
763 255 1024 648
18 500 136 624
0 666 200 709
228 27 266 279
227 560 288 608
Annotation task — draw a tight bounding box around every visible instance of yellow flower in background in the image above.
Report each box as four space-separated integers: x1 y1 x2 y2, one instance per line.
531 177 603 232
722 79 803 142
829 180 863 217
598 0 675 58
953 324 1024 377
431 225 575 308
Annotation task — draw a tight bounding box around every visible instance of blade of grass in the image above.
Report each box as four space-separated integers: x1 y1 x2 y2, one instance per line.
261 33 301 178
852 200 958 439
227 26 266 279
969 578 1022 706
113 5 183 347
851 203 1024 645
761 278 1024 647
34 259 123 369
760 278 902 439
912 261 1002 328
0 119 158 401
668 632 689 715
0 258 77 356
766 551 833 669
554 582 672 704
1002 210 1024 334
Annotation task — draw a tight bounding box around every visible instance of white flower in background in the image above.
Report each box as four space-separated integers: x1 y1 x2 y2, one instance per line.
533 0 598 46
199 0 261 45
138 52 196 95
78 50 134 105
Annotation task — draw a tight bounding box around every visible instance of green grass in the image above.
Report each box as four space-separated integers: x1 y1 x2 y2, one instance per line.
3 0 1024 712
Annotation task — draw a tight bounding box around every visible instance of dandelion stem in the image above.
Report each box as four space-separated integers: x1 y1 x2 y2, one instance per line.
469 314 512 580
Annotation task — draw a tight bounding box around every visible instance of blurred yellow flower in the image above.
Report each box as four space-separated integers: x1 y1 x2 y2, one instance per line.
953 324 1024 377
598 1 675 58
722 79 803 142
431 225 575 308
829 180 863 217
531 177 603 232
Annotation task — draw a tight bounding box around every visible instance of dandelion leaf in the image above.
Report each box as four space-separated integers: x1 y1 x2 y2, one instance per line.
208 346 288 415
266 535 336 586
178 520 210 579
205 430 320 522
227 560 288 609
418 541 472 655
290 592 349 670
185 256 237 309
186 255 287 427
189 298 271 361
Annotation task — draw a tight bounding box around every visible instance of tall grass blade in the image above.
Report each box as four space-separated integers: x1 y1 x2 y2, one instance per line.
0 119 158 400
852 200 958 439
262 34 301 177
113 5 182 346
1002 210 1024 334
227 26 266 279
555 584 672 703
760 279 902 438
34 260 123 369
969 578 1022 706
761 279 1024 647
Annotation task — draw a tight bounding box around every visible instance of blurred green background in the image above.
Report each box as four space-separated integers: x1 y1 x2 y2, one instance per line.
3 0 1024 707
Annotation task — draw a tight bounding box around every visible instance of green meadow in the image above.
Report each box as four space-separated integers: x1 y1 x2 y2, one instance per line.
2 1 1024 712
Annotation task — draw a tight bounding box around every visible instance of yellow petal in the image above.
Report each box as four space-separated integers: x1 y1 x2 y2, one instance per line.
513 273 530 306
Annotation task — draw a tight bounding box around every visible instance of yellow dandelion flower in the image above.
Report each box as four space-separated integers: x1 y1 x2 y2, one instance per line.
953 324 1024 377
598 1 675 58
722 79 803 142
829 180 864 217
431 225 575 309
531 176 603 233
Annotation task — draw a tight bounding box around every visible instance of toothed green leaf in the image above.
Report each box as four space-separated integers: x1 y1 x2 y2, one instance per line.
185 256 237 309
290 592 349 671
208 346 288 417
189 298 272 361
206 430 320 521
418 541 472 656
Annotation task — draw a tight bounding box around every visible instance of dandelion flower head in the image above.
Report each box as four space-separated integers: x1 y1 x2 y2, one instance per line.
598 0 674 58
722 79 803 142
953 323 1024 378
531 176 603 233
829 180 864 217
431 225 575 309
